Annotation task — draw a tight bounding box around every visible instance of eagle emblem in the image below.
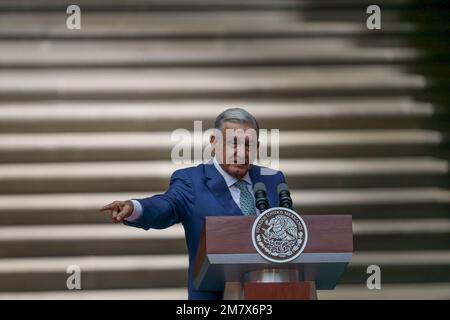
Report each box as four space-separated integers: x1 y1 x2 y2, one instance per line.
252 207 308 263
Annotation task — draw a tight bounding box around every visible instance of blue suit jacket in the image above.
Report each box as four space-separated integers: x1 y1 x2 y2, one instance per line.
124 162 286 300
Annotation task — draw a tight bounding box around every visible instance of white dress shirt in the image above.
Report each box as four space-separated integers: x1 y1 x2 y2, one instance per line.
126 158 257 222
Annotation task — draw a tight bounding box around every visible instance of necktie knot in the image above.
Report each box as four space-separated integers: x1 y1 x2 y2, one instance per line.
234 180 248 190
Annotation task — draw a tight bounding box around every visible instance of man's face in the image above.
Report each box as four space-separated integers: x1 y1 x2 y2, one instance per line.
210 121 259 179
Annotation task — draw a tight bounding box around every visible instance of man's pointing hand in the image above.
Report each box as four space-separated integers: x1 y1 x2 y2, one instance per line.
99 200 134 223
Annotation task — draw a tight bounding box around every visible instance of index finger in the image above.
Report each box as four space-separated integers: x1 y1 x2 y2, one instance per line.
99 202 117 212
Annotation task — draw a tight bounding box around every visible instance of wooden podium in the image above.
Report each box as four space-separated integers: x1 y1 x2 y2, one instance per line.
193 215 353 300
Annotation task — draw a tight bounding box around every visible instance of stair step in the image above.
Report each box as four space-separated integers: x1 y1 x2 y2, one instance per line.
353 219 450 251
0 39 420 68
342 251 450 285
0 254 188 291
0 251 448 291
0 255 189 273
0 283 448 300
0 98 437 133
0 12 415 39
0 224 183 241
0 0 414 12
0 219 448 258
0 66 425 101
0 188 448 225
0 158 446 193
0 287 187 300
0 225 188 258
0 130 445 162
318 283 450 300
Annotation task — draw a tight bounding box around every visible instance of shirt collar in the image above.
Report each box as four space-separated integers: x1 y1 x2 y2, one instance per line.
212 157 252 188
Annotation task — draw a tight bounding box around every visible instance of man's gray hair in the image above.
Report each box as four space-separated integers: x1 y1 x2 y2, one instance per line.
214 108 259 134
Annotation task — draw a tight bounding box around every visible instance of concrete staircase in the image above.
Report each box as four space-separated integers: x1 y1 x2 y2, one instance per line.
0 0 449 299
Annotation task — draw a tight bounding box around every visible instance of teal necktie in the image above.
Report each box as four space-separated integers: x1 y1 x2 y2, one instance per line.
235 180 256 216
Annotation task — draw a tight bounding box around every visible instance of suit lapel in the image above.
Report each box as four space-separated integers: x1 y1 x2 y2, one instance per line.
249 164 261 187
203 163 242 215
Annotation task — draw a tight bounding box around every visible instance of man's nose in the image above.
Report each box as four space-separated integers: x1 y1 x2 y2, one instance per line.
233 146 247 156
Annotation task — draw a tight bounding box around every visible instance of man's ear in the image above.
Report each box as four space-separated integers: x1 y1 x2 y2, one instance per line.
210 134 216 144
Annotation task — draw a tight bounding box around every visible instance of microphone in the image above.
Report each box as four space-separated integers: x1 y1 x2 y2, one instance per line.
277 183 293 210
253 182 269 212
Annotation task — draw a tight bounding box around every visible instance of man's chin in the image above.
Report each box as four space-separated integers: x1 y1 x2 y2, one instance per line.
228 164 250 178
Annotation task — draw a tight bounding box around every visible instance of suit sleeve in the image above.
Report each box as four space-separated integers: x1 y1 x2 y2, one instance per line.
123 169 194 230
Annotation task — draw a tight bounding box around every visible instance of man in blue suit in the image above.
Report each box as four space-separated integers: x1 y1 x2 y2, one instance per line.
100 108 286 300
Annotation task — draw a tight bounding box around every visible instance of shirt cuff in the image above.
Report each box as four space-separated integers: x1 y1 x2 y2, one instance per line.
125 199 143 222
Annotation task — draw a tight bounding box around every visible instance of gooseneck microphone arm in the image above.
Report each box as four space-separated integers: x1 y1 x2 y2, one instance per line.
277 183 293 210
253 182 269 213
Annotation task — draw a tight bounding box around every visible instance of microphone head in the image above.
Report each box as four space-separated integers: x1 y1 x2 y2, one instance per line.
277 183 290 195
253 182 267 194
